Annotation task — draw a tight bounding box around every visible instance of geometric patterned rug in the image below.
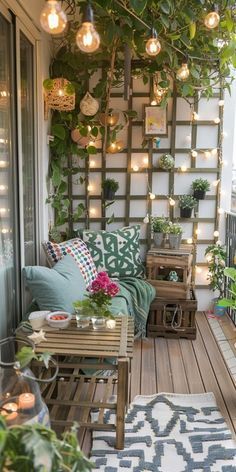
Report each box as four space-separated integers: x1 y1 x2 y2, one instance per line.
91 392 236 471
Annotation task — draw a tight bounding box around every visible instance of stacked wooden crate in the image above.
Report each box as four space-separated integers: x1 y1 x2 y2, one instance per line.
146 245 198 339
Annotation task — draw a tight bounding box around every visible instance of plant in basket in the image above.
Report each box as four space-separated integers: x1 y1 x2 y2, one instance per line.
205 241 227 315
179 195 197 218
73 272 119 329
191 178 210 200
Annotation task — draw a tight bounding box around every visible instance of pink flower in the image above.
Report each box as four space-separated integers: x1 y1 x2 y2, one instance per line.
106 282 119 297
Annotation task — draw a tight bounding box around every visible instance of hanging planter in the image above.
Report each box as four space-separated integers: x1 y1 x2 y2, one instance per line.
71 128 91 146
102 178 119 200
99 110 120 127
80 92 99 116
159 153 175 170
43 78 75 112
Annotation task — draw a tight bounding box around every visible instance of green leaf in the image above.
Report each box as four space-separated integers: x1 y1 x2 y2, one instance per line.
43 78 54 91
86 145 97 154
189 22 196 40
129 0 147 15
160 1 170 14
58 181 67 193
15 347 37 368
64 82 75 96
38 352 54 369
52 124 66 140
218 298 235 308
191 67 200 79
182 83 194 96
224 267 236 281
52 166 61 187
91 126 98 137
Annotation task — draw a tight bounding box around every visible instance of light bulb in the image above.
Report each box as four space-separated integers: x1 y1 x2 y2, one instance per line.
213 230 219 237
143 156 149 165
149 192 156 200
196 266 202 274
204 11 220 29
185 135 191 143
133 165 139 172
0 185 7 191
195 228 201 235
218 99 224 106
204 151 211 158
90 207 96 216
212 179 220 187
214 117 220 124
169 198 175 206
143 214 149 224
76 3 100 53
146 29 161 56
0 208 7 214
151 99 157 106
191 150 198 158
218 207 224 214
180 165 187 172
0 161 8 168
211 148 218 156
176 63 189 81
87 184 93 192
1 228 9 234
192 112 199 121
89 160 95 167
57 88 64 97
40 0 67 35
187 238 193 244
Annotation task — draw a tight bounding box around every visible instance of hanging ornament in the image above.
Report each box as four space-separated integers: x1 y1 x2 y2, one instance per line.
43 78 75 113
159 154 175 170
99 110 120 127
143 214 150 224
40 0 67 35
71 129 91 147
80 92 99 116
106 140 124 153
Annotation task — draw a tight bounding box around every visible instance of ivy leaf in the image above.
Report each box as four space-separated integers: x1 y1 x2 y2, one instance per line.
43 78 54 91
91 126 98 137
58 181 67 193
107 213 115 224
52 166 61 187
130 0 147 15
15 347 37 368
182 84 194 96
38 352 54 369
189 22 196 40
86 145 97 154
64 82 75 96
190 67 200 79
23 430 54 470
160 1 170 15
52 124 66 140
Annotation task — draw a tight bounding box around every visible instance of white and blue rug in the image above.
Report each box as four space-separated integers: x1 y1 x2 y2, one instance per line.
91 392 236 471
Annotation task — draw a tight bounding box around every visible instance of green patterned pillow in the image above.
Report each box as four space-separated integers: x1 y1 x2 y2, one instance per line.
80 225 144 278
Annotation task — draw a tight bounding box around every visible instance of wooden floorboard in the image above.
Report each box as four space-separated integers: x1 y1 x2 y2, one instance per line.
78 312 236 453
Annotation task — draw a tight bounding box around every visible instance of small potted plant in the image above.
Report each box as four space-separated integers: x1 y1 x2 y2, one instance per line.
102 178 119 200
168 222 183 249
179 195 197 218
191 178 210 200
159 154 175 171
205 241 227 315
218 267 236 311
151 216 170 248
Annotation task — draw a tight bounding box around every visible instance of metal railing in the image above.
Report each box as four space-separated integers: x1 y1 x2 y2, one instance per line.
225 212 236 325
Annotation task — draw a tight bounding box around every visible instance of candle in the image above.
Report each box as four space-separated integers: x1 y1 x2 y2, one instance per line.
1 402 18 421
19 393 35 410
106 319 116 329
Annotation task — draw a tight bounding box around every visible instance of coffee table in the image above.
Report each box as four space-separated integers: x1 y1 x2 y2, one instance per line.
34 315 134 450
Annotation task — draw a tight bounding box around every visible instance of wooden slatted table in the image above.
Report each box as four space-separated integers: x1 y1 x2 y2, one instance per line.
34 316 134 450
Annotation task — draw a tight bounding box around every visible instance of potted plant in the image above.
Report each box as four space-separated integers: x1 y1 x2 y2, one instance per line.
205 241 227 315
191 178 210 200
102 178 119 200
151 216 170 248
179 195 197 218
168 222 183 249
159 153 175 171
218 267 236 311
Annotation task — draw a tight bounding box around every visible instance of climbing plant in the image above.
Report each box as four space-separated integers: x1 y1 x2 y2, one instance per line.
46 0 236 237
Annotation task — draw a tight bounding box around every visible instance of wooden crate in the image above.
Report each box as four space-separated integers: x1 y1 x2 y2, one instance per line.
147 290 197 339
146 246 193 299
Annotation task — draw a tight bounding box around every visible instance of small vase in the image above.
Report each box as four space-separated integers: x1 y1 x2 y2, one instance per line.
75 310 90 329
91 316 106 330
169 233 182 250
193 189 206 200
180 207 192 218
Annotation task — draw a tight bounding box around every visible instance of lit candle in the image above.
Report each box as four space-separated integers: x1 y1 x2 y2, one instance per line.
18 393 35 410
106 319 116 329
1 402 18 421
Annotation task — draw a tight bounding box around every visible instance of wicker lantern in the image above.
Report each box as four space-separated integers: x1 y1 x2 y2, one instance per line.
43 78 75 116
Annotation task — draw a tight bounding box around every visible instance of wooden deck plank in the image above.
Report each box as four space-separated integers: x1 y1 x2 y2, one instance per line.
180 339 205 393
140 338 157 395
130 339 141 399
167 339 189 393
154 338 173 393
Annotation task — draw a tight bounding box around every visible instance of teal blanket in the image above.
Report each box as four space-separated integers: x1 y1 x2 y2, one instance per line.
110 277 156 337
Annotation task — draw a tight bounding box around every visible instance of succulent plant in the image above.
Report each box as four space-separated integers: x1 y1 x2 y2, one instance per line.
179 195 197 209
191 178 210 192
151 216 170 233
159 154 175 170
168 222 183 234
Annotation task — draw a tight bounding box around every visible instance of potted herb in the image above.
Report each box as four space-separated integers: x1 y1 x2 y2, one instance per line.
205 241 227 315
102 178 119 200
151 216 170 248
168 222 183 249
179 195 197 218
191 178 210 200
159 153 175 171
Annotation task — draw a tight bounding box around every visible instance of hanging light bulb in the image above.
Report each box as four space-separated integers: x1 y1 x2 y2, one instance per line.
169 198 176 206
192 111 200 121
176 56 190 81
149 192 156 200
180 164 187 172
145 28 161 57
143 214 149 224
196 266 202 274
187 238 193 244
213 230 219 237
40 0 67 35
133 165 139 172
204 150 211 158
191 150 198 158
214 117 220 124
204 6 220 29
76 3 100 53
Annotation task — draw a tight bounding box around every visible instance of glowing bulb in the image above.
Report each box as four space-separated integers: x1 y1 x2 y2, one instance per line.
89 160 95 167
57 88 64 97
180 165 187 172
204 151 211 158
187 238 193 244
1 228 9 234
206 254 212 263
149 192 156 200
87 185 93 192
169 198 175 206
196 266 202 274
218 100 224 106
143 156 149 165
195 228 201 235
218 207 224 214
143 214 149 224
40 0 67 35
191 150 198 158
211 148 218 156
76 23 100 53
214 117 220 124
0 185 7 191
192 112 199 121
176 63 190 81
213 230 219 237
133 165 139 172
0 208 7 214
145 29 161 56
212 179 220 187
204 11 220 29
90 207 96 216
151 99 157 106
0 161 8 168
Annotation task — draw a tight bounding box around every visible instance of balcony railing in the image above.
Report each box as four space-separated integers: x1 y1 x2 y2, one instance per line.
225 212 236 326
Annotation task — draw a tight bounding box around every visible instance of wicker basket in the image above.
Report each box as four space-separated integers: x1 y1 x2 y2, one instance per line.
44 78 75 112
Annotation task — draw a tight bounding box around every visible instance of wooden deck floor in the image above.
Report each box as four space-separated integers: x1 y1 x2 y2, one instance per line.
80 312 236 454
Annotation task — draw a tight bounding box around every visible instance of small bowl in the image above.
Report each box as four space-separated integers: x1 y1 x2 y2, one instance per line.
29 311 50 330
46 311 72 329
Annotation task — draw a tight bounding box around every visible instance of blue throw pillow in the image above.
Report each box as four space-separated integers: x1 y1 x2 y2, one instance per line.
23 254 87 313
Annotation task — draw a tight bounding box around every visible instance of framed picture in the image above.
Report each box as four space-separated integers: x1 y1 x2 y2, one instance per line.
143 105 168 137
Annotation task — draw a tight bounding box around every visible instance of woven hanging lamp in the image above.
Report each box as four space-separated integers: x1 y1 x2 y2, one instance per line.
43 78 75 118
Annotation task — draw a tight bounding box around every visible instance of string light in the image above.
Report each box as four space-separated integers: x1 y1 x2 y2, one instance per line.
90 207 96 216
143 214 149 224
192 111 200 121
217 207 224 214
195 228 201 235
176 59 190 81
1 228 9 234
76 3 100 53
218 100 224 107
213 230 219 237
187 238 193 244
204 8 220 29
133 165 139 172
214 117 220 124
145 28 161 57
169 197 176 206
0 185 7 191
89 160 95 167
143 156 149 165
211 148 218 156
0 161 8 168
0 208 7 214
212 179 220 187
204 150 211 158
180 165 187 172
87 184 93 192
196 266 202 274
149 192 156 200
150 99 157 105
191 150 198 158
40 0 67 34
